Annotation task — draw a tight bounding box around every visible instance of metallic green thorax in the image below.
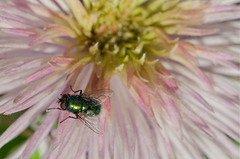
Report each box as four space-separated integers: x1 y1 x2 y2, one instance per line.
66 96 101 116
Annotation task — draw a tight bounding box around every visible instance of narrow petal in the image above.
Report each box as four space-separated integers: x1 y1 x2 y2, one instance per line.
177 28 218 36
0 90 59 148
0 28 37 37
0 16 29 28
5 79 65 114
29 31 69 46
21 109 59 159
66 0 87 27
171 54 213 91
23 66 56 84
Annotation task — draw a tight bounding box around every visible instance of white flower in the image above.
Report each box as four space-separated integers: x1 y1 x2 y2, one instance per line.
0 0 239 158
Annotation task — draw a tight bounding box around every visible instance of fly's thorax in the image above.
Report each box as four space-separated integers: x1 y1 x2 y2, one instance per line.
67 95 89 113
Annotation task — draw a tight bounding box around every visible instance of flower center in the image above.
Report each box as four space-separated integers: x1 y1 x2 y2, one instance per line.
53 1 206 79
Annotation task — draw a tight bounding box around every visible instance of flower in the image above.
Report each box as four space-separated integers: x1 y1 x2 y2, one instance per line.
0 0 239 158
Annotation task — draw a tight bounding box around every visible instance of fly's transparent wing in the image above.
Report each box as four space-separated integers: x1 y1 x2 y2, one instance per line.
78 114 103 134
81 89 113 107
76 89 113 133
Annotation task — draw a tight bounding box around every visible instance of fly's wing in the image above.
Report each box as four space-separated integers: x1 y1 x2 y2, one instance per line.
77 114 103 134
77 89 113 133
81 89 113 107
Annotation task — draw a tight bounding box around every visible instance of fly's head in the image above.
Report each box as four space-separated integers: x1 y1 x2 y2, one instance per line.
58 94 68 110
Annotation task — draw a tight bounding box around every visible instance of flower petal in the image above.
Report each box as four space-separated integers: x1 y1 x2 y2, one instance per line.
23 66 56 84
21 108 59 159
0 90 59 149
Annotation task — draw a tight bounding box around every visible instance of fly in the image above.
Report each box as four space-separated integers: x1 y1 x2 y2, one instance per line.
48 86 113 134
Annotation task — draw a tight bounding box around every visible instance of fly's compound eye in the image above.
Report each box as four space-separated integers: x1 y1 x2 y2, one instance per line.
58 94 68 110
60 102 66 110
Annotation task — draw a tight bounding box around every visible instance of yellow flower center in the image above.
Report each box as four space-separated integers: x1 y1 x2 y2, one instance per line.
47 0 207 81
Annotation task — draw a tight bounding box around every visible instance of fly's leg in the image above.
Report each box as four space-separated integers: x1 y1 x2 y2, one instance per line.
70 85 82 95
46 107 66 112
47 108 62 111
60 115 78 123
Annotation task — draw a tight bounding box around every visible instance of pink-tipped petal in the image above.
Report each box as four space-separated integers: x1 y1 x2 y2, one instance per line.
0 92 58 148
0 16 29 28
14 72 63 104
171 54 213 91
29 31 69 46
21 109 59 159
23 66 56 84
182 86 214 112
177 28 218 36
0 28 37 37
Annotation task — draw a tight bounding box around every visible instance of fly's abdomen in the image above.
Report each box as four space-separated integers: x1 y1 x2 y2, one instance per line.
86 99 101 116
67 96 89 113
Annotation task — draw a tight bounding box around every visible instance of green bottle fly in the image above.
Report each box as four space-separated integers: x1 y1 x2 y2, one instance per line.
48 86 113 134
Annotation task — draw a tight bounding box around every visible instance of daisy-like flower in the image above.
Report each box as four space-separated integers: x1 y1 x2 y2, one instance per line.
0 0 239 158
